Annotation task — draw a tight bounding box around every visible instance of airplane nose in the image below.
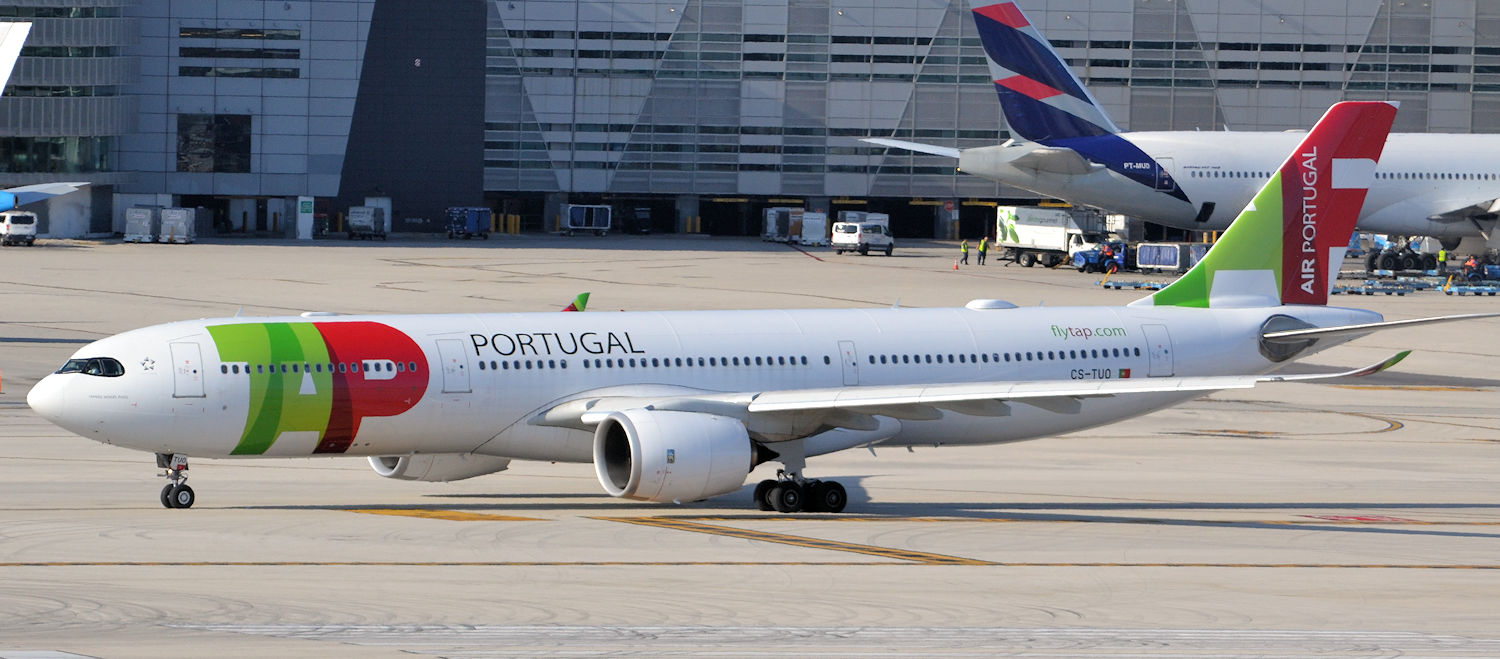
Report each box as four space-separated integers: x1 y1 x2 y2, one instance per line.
26 375 66 422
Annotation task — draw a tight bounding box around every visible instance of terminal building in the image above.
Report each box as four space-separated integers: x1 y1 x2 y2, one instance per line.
3 1 1498 239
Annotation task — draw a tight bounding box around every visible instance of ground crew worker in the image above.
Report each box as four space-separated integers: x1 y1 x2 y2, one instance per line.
977 236 988 265
1438 248 1448 275
959 239 969 265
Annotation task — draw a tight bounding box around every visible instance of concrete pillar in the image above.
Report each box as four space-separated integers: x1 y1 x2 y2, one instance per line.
675 194 699 233
544 192 569 233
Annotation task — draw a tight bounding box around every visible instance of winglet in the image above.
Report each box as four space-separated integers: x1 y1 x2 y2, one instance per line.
1132 101 1398 309
562 292 590 312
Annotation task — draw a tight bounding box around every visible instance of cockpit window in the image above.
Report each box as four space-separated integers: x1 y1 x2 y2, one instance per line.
57 357 125 377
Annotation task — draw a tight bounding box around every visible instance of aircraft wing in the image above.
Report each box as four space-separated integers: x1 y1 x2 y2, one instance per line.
860 138 962 159
0 22 29 96
531 352 1410 437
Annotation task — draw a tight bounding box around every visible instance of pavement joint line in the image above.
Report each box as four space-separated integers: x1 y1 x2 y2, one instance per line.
3 561 1499 569
596 516 993 565
349 508 545 522
666 515 1500 526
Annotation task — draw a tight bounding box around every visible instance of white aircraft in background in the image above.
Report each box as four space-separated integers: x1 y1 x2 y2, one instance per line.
867 2 1500 248
0 22 88 213
27 102 1498 512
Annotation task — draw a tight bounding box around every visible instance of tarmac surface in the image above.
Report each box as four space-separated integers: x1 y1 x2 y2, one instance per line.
1 235 1498 657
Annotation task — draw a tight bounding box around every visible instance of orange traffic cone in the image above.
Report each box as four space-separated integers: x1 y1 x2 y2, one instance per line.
953 259 959 270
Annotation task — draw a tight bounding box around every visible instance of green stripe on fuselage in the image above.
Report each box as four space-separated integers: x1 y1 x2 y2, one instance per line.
209 323 333 455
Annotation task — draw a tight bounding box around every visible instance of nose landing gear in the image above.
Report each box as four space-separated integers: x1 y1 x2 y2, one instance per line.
156 452 195 509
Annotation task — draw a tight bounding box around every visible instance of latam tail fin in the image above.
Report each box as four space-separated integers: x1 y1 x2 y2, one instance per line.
0 22 30 99
971 3 1120 142
1132 102 1398 309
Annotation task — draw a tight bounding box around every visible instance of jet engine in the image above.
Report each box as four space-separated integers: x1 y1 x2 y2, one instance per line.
593 409 757 503
368 453 511 482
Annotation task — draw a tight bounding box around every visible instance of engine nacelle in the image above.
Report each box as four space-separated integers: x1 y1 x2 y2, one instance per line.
593 409 753 503
368 453 511 482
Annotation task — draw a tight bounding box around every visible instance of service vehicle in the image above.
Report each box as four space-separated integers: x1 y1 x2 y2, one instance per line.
996 205 1113 268
0 210 37 246
347 206 387 240
446 207 491 240
832 211 893 255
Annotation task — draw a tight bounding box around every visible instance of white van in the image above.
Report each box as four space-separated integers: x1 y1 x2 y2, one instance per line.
0 210 38 246
831 221 893 256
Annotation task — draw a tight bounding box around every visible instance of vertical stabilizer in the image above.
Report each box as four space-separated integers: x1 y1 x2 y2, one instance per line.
1131 102 1397 309
0 22 29 98
971 3 1120 141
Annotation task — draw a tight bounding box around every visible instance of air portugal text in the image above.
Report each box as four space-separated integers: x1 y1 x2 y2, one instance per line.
1296 145 1320 297
470 331 645 357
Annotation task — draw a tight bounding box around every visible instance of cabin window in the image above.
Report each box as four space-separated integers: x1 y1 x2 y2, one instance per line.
549 360 556 369
479 361 486 370
220 365 228 374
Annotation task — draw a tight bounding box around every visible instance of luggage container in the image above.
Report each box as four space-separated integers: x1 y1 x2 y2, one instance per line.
124 207 160 243
797 212 828 246
446 207 491 240
762 207 801 242
1136 242 1208 274
564 204 611 236
347 206 387 240
158 208 197 244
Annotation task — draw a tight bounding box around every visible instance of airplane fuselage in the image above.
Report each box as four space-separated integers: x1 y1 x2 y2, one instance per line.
969 132 1500 238
28 304 1379 464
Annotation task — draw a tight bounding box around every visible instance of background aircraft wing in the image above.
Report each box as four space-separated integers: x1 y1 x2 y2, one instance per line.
860 138 962 159
531 353 1408 436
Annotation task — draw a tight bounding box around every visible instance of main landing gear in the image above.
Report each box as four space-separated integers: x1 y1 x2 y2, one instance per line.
156 452 195 509
753 470 848 514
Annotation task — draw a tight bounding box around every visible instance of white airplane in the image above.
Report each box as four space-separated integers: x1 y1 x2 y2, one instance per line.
26 102 1498 512
867 2 1500 247
0 22 88 213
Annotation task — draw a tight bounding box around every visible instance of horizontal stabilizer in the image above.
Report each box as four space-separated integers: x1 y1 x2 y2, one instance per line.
1256 351 1411 381
1009 146 1100 175
861 138 961 159
1262 312 1500 344
3 182 91 209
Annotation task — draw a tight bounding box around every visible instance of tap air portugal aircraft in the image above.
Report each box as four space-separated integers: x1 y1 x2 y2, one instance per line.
0 22 87 212
866 2 1500 245
26 102 1498 512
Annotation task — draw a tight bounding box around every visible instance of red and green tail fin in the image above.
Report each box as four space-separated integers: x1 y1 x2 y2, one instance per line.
1132 101 1397 309
562 292 590 312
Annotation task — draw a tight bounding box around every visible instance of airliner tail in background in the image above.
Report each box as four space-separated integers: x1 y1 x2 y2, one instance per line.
1137 102 1397 309
971 1 1119 142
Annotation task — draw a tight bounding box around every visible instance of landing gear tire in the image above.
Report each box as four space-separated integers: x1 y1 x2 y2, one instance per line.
808 481 847 513
771 482 804 513
160 483 175 509
753 479 777 511
168 484 195 509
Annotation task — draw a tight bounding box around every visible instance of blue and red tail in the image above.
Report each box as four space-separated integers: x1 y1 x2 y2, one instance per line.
972 2 1120 143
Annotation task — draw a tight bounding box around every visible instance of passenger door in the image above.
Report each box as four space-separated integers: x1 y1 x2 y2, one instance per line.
838 340 859 385
435 338 472 393
169 342 206 398
1141 324 1174 377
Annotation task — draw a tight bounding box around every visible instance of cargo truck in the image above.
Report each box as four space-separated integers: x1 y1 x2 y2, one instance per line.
995 206 1113 268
